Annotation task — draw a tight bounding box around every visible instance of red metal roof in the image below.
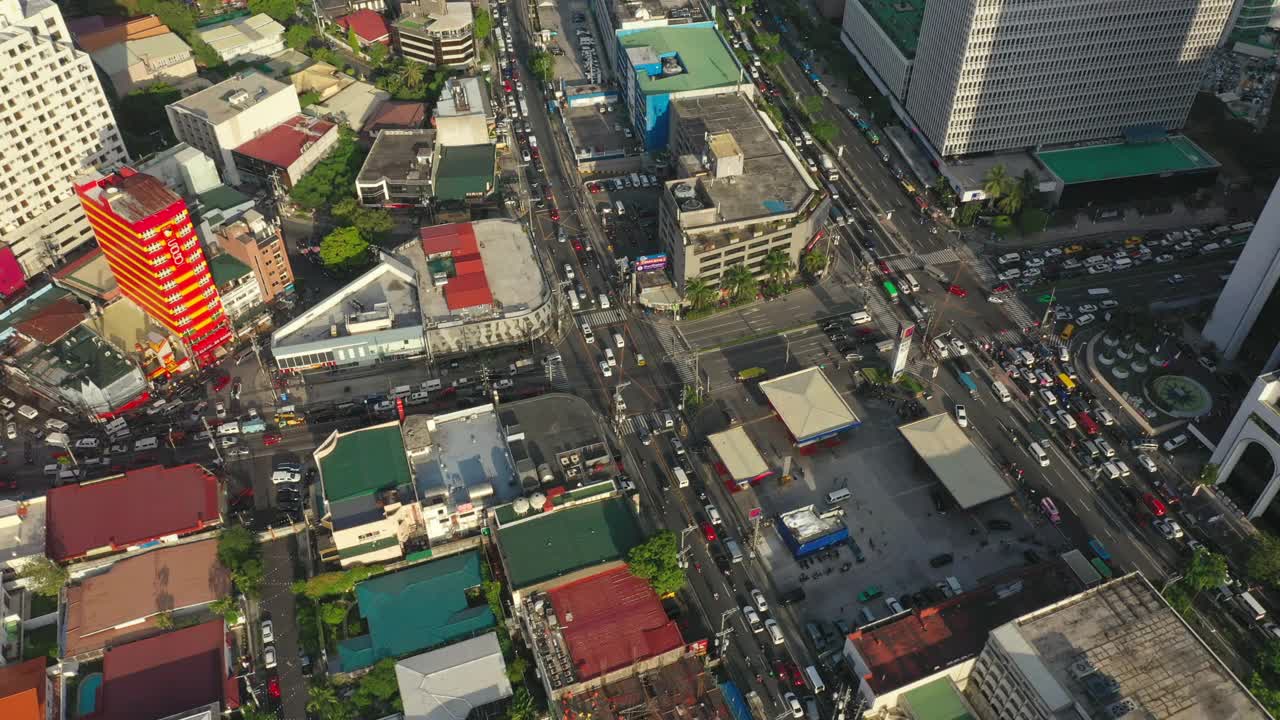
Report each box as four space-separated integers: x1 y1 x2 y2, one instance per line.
548 566 684 681
233 115 337 170
45 464 221 562
15 297 87 345
96 619 239 720
366 101 427 132
337 9 391 43
420 223 494 310
0 658 47 720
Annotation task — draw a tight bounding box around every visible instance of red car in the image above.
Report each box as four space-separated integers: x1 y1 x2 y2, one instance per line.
701 522 718 542
268 675 281 698
263 432 282 446
549 207 560 221
876 260 891 275
503 80 512 93
211 374 231 393
571 238 584 252
947 284 968 298
992 283 1012 294
1142 493 1167 517
783 661 805 687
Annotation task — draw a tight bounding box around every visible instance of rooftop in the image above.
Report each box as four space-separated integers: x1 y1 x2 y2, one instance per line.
400 219 547 323
308 80 390 131
898 414 1010 509
367 101 428 132
547 566 684 681
0 658 47 720
97 619 239 720
45 464 221 562
357 129 437 185
71 13 170 53
901 677 975 720
196 13 284 55
0 285 70 339
859 0 924 58
52 248 120 303
559 654 731 720
847 560 1083 694
435 76 491 119
14 296 86 345
63 538 230 658
336 9 391 42
271 254 421 352
1037 136 1220 185
495 495 642 589
77 168 184 226
396 0 472 34
619 25 742 95
315 421 412 503
169 71 293 126
0 497 46 569
1007 573 1269 719
208 253 252 287
395 632 513 720
669 94 814 228
409 406 522 514
758 367 859 444
778 505 844 544
338 551 496 672
434 144 496 201
706 425 770 482
232 114 337 169
607 0 707 28
89 31 191 76
21 325 136 396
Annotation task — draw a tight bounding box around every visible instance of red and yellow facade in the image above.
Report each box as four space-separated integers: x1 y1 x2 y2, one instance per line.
76 169 233 369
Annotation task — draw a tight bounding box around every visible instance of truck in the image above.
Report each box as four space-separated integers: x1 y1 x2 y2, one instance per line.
956 370 978 398
820 153 838 181
518 97 529 117
240 418 267 435
508 358 536 375
46 431 70 448
864 129 880 145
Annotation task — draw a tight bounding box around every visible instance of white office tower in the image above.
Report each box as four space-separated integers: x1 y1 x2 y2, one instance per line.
1203 180 1280 370
0 0 130 278
845 0 1234 158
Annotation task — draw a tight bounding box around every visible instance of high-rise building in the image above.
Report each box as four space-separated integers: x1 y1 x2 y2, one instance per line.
1229 0 1280 39
1202 180 1280 372
0 0 130 278
393 0 476 68
841 0 1234 158
75 169 233 368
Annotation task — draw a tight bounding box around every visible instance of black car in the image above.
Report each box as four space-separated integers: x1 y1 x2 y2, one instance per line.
1024 549 1041 564
777 587 806 605
986 518 1012 531
929 553 954 568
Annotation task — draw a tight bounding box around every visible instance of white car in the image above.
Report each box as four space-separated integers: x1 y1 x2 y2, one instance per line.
751 588 768 613
1076 313 1096 326
955 404 968 427
110 443 129 455
1087 264 1111 275
1055 308 1073 321
1044 247 1064 257
564 263 575 280
216 402 226 419
1155 519 1185 540
1095 437 1115 457
1058 345 1070 363
261 619 274 643
1039 389 1057 406
1056 411 1077 429
263 644 277 669
1137 454 1158 473
1100 299 1119 309
1168 273 1186 284
0 397 13 409
785 694 804 719
582 323 595 343
931 337 950 358
997 253 1021 265
950 338 969 356
997 269 1022 281
765 618 785 646
1024 257 1045 268
1155 254 1174 264
521 149 531 162
743 606 763 632
599 361 612 377
1077 304 1098 314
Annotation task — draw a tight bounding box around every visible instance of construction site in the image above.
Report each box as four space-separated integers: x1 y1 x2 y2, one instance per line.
557 655 735 720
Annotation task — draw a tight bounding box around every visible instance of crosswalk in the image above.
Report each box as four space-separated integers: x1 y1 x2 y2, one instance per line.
885 248 963 272
620 411 673 437
547 357 570 390
650 321 698 383
954 242 1042 338
578 308 625 327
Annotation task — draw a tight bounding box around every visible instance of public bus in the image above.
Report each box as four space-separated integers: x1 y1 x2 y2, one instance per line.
882 280 899 301
1090 557 1114 580
1057 373 1077 393
1075 411 1101 437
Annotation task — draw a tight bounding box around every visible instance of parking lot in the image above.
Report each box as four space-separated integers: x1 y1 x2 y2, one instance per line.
587 177 664 256
537 0 604 85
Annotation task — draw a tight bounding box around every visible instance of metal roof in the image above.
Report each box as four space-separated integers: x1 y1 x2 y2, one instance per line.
898 414 1011 509
706 425 769 481
396 633 512 720
758 367 859 443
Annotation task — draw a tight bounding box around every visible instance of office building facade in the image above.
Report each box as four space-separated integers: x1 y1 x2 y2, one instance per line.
1202 181 1280 371
76 169 233 368
0 0 130 279
393 0 476 68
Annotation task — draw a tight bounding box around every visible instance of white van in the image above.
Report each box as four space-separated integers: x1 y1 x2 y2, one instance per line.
422 379 443 392
991 381 1012 403
599 294 611 309
1086 288 1112 297
826 488 852 505
1029 442 1050 467
45 418 68 432
1163 433 1189 452
904 273 921 293
566 288 580 310
104 417 130 438
217 422 241 437
16 405 37 420
614 200 626 215
1101 462 1122 481
407 390 431 406
1018 349 1037 366
805 666 826 694
673 466 690 488
612 330 625 349
604 347 616 366
134 436 159 452
849 311 872 326
43 464 59 477
74 437 99 450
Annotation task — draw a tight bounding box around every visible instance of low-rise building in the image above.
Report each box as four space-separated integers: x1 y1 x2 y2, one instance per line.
166 71 301 185
94 620 239 720
366 101 428 135
305 79 391 131
356 129 436 207
314 0 389 21
207 208 295 307
231 114 340 191
433 144 496 202
89 31 197 97
0 497 46 580
196 13 285 63
659 94 828 296
69 13 171 52
393 0 476 68
395 633 512 720
337 9 391 46
209 253 263 323
290 60 355 101
0 658 51 717
433 76 493 145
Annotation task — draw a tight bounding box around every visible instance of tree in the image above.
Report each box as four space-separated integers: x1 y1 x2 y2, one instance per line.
931 175 957 207
294 565 382 600
1196 463 1220 488
19 555 68 598
722 264 758 304
154 610 176 629
320 602 348 626
290 129 368 210
991 214 1014 237
238 704 279 720
353 659 403 715
508 685 536 720
1249 532 1280 589
140 0 196 40
761 48 786 67
810 120 837 144
755 32 780 50
211 596 241 625
802 250 828 275
347 27 361 53
1019 169 1041 209
190 37 223 68
684 276 716 311
368 42 389 67
248 0 296 23
956 201 981 227
474 8 493 40
762 248 792 284
626 531 685 597
802 95 824 117
285 24 314 50
234 558 265 599
320 227 370 270
218 525 259 569
530 50 555 83
1018 208 1049 235
402 61 426 90
996 181 1025 215
982 164 1011 202
1184 548 1229 594
506 654 529 683
352 207 393 242
307 684 353 720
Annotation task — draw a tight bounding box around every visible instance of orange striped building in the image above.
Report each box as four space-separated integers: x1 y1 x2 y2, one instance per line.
76 168 232 369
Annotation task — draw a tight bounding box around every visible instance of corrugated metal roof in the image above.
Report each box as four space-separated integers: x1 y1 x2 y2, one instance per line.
898 414 1010 509
758 368 858 442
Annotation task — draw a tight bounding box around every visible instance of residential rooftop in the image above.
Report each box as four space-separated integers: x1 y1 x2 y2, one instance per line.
357 129 437 185
1006 573 1269 719
396 0 472 34
96 619 239 720
339 551 496 672
0 497 46 572
435 76 491 118
406 406 522 517
209 253 252 287
1037 135 1220 185
0 658 48 720
606 0 707 29
89 31 191 77
495 495 642 590
52 248 120 302
619 25 742 95
558 654 732 720
395 633 512 720
168 70 293 126
18 324 139 395
859 0 924 58
307 79 390 131
233 114 336 168
196 13 284 57
270 254 422 350
315 421 413 503
434 144 496 201
668 94 815 229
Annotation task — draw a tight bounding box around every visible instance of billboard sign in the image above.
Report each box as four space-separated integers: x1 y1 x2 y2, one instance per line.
634 254 668 272
891 322 914 378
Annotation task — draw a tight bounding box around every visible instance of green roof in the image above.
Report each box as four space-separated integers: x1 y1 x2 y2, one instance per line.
1038 136 1219 185
859 0 924 58
492 481 616 526
316 423 412 502
208 253 252 287
496 496 642 589
196 185 251 211
619 25 741 95
902 677 975 720
337 551 495 671
435 144 496 201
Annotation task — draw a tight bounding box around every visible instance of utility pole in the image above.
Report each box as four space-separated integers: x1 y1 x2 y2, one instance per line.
678 524 696 568
201 416 225 467
1039 286 1057 338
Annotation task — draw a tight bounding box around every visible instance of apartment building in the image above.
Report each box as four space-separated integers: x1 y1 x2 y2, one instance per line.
393 0 476 68
842 0 1234 158
658 94 826 295
0 0 130 279
210 208 295 304
166 71 301 186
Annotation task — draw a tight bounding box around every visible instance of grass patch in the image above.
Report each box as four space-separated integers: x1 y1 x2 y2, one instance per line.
895 374 926 394
23 624 57 661
862 367 890 385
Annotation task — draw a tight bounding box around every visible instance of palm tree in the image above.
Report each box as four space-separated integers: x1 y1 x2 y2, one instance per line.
982 164 1011 202
401 61 425 90
762 249 793 284
802 250 828 275
684 276 716 311
722 264 758 303
307 684 351 720
239 705 279 720
997 181 1024 215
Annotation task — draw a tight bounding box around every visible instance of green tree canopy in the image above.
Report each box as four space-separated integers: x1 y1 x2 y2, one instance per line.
210 596 241 625
956 201 981 227
320 602 348 626
190 37 223 68
1184 548 1229 593
368 42 389 67
290 129 367 209
218 525 260 569
802 250 828 275
722 264 758 303
285 23 314 50
761 48 785 66
307 684 353 720
626 530 685 596
138 0 195 39
293 566 382 600
352 659 403 716
530 51 554 83
684 276 716 311
19 555 68 598
1249 532 1280 589
810 120 837 144
1197 463 1220 487
248 0 297 23
802 95 824 117
982 164 1011 201
347 27 361 53
755 32 780 50
474 8 493 40
320 226 370 270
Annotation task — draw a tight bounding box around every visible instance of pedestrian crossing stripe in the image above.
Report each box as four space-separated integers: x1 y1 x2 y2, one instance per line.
621 412 674 436
578 309 625 327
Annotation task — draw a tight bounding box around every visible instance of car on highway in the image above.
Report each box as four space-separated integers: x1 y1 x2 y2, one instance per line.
1155 518 1184 539
785 694 804 718
1038 389 1057 406
743 606 763 632
262 432 282 446
950 337 969 356
1142 493 1167 517
701 521 717 542
1138 454 1158 473
947 284 968 298
598 361 612 377
1076 313 1096 326
1168 273 1187 284
751 588 769 613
